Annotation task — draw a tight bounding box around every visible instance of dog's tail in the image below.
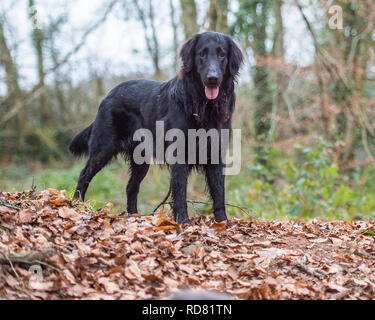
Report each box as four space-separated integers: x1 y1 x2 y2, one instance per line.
69 124 93 157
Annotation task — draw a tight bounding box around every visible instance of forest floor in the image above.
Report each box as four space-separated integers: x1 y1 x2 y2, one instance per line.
0 189 374 300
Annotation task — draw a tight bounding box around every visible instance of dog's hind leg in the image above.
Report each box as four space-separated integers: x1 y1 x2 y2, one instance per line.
73 149 115 201
126 161 149 214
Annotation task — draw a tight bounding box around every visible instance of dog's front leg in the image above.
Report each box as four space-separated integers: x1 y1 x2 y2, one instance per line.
170 164 190 224
205 164 228 222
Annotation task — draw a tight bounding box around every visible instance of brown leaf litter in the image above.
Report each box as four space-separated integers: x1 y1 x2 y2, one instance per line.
0 189 374 300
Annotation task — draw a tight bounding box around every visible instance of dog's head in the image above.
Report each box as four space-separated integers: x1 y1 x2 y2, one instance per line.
180 32 243 100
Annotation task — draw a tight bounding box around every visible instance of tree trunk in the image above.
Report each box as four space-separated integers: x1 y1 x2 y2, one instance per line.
49 44 67 124
148 0 161 79
169 0 179 72
28 0 48 123
0 21 26 146
271 0 284 58
133 0 161 79
252 1 272 141
269 0 285 138
180 0 199 40
0 23 21 111
208 0 229 33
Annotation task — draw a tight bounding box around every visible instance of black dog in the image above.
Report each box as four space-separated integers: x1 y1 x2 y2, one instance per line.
69 32 243 224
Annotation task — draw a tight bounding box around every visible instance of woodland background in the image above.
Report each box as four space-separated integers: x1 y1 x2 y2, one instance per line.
1 0 375 220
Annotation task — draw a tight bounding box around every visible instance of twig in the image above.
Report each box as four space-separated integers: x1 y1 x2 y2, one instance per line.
5 254 20 280
189 201 199 215
164 200 253 216
35 260 61 273
297 256 325 279
116 198 253 218
0 83 45 126
30 177 36 194
46 0 119 74
294 0 349 89
0 200 20 211
153 186 171 213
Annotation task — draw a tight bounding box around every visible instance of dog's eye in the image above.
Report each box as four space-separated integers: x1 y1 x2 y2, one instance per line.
219 52 226 58
199 51 206 57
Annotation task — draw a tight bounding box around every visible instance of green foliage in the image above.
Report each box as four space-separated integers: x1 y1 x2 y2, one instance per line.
225 137 375 220
361 229 375 236
2 137 375 221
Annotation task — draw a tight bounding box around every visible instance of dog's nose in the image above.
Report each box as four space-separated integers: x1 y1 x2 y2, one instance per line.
207 66 219 84
207 75 219 83
207 69 219 84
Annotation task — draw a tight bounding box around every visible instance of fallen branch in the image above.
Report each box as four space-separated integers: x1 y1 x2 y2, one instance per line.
0 248 57 265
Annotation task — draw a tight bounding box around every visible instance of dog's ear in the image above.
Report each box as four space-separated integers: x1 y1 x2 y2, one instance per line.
227 37 244 77
180 34 199 73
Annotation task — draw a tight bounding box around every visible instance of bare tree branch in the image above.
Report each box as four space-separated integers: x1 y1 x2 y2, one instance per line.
0 0 119 125
46 0 119 74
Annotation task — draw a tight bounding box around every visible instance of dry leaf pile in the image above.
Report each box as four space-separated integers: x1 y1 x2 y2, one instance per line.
0 189 375 300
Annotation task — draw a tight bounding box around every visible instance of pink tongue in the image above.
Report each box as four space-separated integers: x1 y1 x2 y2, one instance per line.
205 86 219 100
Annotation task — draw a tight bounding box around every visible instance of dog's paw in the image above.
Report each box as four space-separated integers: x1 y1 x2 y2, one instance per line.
176 216 191 225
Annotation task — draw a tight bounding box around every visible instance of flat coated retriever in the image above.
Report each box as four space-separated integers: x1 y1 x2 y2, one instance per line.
69 32 243 224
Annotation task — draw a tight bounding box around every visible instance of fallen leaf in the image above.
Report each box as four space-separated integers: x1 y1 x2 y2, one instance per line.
125 261 142 281
18 208 33 224
98 278 120 294
227 265 239 281
210 220 227 233
5 275 18 287
58 207 82 221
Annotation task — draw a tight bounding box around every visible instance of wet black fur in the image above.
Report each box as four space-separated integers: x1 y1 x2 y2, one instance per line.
69 32 243 224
